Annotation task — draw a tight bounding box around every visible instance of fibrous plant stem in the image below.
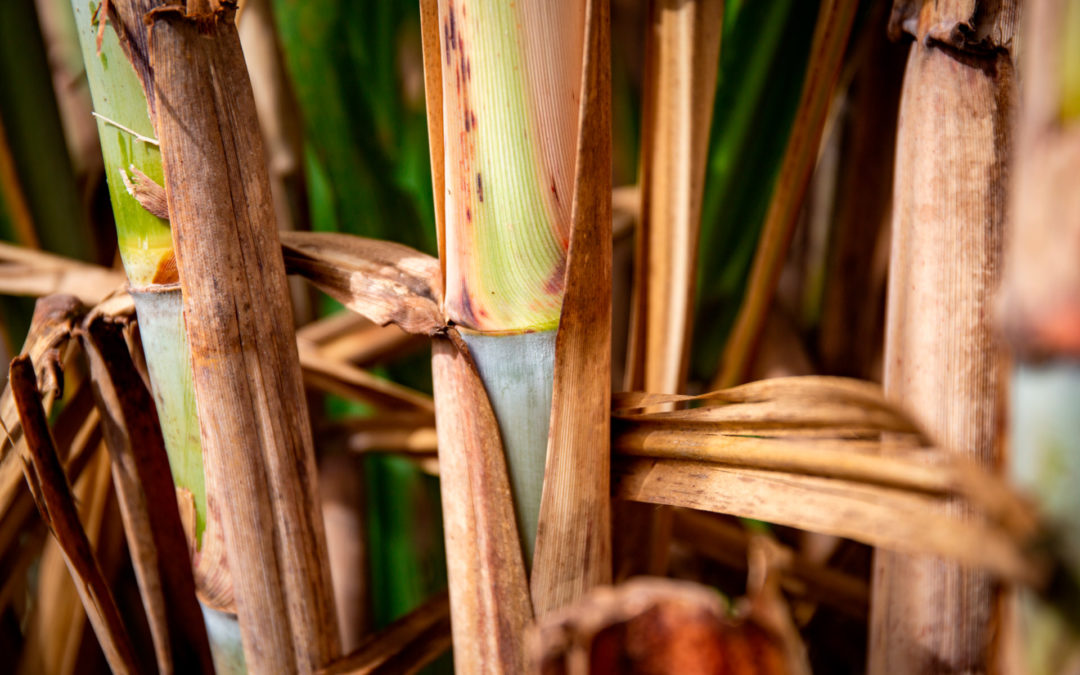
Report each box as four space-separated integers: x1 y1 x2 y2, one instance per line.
68 0 229 667
870 2 1017 671
143 3 340 672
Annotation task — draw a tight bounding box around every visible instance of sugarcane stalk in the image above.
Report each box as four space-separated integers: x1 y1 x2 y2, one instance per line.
869 1 1017 671
67 1 233 670
1000 1 1080 671
435 0 584 565
143 3 340 671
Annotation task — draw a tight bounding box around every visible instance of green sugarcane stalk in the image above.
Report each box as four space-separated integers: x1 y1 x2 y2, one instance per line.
436 0 584 564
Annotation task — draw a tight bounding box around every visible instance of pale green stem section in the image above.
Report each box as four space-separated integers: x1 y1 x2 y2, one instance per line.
1010 363 1080 673
130 287 207 542
460 329 556 566
440 0 579 331
71 0 172 286
202 604 247 675
70 0 208 543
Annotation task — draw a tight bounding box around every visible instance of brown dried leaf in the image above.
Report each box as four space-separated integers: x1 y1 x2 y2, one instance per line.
282 231 444 336
298 343 435 414
0 242 125 305
0 296 86 521
9 355 142 673
119 165 170 221
297 313 423 366
717 0 860 388
613 457 1038 585
627 0 722 394
431 334 533 673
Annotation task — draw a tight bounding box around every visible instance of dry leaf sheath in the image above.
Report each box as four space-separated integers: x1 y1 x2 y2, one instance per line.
870 1 1018 671
142 2 340 671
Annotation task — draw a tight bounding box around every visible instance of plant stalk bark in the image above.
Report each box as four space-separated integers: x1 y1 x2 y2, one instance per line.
870 2 1017 671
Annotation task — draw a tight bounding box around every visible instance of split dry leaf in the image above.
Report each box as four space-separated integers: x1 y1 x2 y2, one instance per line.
431 334 533 674
298 343 435 414
282 231 444 336
80 314 213 674
318 592 451 675
9 355 141 674
529 577 792 674
531 0 613 616
0 242 125 306
717 0 860 388
296 313 423 367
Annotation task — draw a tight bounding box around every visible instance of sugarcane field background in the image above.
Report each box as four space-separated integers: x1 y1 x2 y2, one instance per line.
0 0 1078 672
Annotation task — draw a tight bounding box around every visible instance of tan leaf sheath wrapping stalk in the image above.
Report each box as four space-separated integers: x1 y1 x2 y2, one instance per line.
146 4 339 672
430 336 532 674
870 2 1017 671
530 0 613 615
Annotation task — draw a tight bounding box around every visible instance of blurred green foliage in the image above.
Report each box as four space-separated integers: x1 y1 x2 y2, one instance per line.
692 0 820 382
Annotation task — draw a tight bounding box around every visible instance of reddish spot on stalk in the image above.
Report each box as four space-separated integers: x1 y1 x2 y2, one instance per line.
449 6 457 50
550 176 560 205
476 172 484 202
458 281 478 326
545 256 567 295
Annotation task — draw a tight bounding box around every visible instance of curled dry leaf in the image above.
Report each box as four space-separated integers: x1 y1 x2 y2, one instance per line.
0 295 87 524
528 577 792 675
281 231 445 336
